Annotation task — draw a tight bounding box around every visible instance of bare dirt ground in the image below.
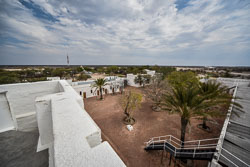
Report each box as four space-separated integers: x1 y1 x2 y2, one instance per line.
84 86 225 167
90 73 107 80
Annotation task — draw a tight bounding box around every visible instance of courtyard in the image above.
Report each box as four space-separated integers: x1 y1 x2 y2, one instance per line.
84 86 226 167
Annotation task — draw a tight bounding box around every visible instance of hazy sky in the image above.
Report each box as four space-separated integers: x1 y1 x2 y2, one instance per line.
0 0 250 66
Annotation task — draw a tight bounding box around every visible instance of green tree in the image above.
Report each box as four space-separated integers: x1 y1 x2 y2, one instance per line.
168 71 199 88
92 78 107 100
120 91 142 125
77 74 91 81
0 70 21 84
106 66 119 75
52 68 65 78
134 74 143 86
162 72 241 145
97 67 105 73
143 74 152 85
76 66 84 73
158 66 176 79
26 70 36 78
43 68 53 76
127 66 140 75
0 75 20 84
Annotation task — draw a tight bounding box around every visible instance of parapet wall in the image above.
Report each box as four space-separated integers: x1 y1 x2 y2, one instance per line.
36 80 126 167
0 81 61 132
0 81 60 117
0 80 125 167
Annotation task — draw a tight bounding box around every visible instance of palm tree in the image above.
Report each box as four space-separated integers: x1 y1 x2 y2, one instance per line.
162 84 237 146
163 86 200 145
92 78 107 100
198 81 243 130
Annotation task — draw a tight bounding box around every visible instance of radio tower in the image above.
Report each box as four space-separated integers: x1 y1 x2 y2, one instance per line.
67 53 69 66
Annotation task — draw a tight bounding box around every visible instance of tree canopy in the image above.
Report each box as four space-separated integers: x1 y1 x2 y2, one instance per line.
167 71 199 88
120 91 142 125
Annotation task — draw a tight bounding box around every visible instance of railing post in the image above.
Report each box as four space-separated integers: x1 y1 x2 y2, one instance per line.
198 140 200 149
193 148 196 158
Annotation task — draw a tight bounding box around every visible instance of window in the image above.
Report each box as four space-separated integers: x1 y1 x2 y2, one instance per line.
91 90 93 93
80 91 82 95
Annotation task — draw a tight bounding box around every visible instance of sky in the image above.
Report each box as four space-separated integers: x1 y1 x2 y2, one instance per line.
0 0 250 66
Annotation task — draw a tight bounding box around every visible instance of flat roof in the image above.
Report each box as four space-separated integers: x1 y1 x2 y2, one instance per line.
0 115 48 167
218 79 250 167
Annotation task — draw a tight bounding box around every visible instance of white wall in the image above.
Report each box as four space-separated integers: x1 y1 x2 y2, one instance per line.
145 69 156 76
126 74 140 87
0 81 61 117
72 79 123 99
0 92 16 132
47 77 60 81
73 84 96 98
36 97 53 147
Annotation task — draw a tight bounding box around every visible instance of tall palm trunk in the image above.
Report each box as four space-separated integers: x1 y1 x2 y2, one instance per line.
100 86 103 100
180 117 188 147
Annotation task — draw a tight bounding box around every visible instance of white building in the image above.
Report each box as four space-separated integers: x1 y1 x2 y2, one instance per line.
144 69 156 76
47 77 60 81
72 76 125 98
0 81 126 167
126 69 156 87
126 74 141 87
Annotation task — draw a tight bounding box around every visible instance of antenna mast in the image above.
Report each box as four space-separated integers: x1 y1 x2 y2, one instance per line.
67 53 69 66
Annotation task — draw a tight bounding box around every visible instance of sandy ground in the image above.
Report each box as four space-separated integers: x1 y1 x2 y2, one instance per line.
90 73 107 80
84 86 225 167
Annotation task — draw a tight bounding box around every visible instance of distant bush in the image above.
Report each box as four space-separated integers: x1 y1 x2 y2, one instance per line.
77 74 91 81
0 70 21 85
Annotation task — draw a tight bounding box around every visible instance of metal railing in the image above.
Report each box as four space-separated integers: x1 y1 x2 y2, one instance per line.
145 135 219 158
146 135 218 149
145 134 250 166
